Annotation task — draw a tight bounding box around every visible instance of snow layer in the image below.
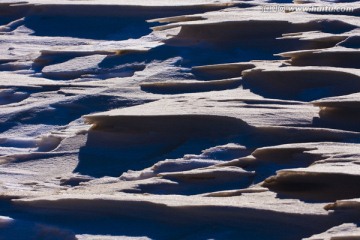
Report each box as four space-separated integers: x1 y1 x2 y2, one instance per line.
0 0 360 239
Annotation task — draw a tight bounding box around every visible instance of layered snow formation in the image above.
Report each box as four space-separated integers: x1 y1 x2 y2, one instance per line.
0 0 359 239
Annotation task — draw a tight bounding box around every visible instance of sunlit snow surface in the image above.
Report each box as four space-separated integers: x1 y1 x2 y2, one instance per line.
0 0 359 239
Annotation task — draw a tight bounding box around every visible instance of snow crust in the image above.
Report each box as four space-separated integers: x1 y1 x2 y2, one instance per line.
0 0 359 239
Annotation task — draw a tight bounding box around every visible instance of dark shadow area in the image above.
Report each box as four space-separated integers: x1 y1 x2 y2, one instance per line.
313 108 360 132
76 116 252 177
263 173 360 202
0 198 350 240
268 0 294 3
0 89 29 105
0 16 16 26
0 3 30 26
242 69 360 101
24 15 152 40
309 19 357 34
338 36 360 48
192 63 256 81
140 79 242 94
289 52 360 69
0 59 18 65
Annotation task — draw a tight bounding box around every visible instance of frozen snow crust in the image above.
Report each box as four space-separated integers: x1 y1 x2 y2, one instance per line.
0 0 359 239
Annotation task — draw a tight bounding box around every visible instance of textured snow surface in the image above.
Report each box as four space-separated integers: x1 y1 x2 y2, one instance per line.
0 0 360 239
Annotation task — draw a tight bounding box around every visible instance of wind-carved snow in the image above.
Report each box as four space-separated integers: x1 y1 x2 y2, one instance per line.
0 0 359 239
